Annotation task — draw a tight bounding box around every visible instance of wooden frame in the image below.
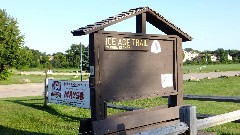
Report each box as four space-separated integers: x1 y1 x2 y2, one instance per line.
72 6 191 135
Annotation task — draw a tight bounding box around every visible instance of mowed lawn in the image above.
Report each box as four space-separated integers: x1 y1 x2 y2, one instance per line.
0 77 240 134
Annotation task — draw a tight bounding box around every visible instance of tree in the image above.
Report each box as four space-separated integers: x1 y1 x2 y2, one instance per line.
182 51 185 60
16 46 34 69
215 48 228 64
40 52 52 69
29 49 41 68
228 49 239 57
82 45 89 71
51 52 69 68
66 44 89 71
0 9 24 80
184 48 194 52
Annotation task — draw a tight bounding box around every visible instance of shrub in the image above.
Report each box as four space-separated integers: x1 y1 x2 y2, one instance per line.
0 69 12 80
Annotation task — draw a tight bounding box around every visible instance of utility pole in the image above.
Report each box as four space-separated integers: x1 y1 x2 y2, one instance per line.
80 42 83 81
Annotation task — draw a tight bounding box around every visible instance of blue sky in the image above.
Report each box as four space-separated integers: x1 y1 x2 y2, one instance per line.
1 0 240 54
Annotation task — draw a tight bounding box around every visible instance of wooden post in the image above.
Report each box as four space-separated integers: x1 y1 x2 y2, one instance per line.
80 42 83 81
180 106 197 135
44 70 48 107
136 13 146 33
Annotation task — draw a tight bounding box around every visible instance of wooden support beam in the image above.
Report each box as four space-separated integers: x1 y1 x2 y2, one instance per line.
197 110 240 130
136 13 146 33
180 106 197 135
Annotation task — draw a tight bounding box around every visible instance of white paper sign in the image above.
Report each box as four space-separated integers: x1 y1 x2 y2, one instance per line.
161 74 173 88
48 80 90 109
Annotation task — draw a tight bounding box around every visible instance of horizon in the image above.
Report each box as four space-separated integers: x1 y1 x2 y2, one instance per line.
1 1 240 54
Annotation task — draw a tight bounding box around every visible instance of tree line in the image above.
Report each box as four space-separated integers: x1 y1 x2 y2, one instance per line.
15 44 89 70
183 48 240 65
0 9 89 80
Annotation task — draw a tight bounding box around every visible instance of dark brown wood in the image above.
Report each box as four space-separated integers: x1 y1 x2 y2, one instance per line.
184 95 240 103
116 119 179 135
177 37 183 106
72 7 192 42
146 10 191 42
72 7 147 36
168 95 178 107
89 33 96 121
89 32 106 121
136 13 146 33
95 32 180 102
79 118 92 135
92 106 180 134
168 36 183 107
106 103 143 111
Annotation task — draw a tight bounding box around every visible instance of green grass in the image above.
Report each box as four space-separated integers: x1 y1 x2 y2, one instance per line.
183 76 240 134
183 76 240 96
0 74 89 85
183 63 240 74
0 96 90 135
0 77 240 134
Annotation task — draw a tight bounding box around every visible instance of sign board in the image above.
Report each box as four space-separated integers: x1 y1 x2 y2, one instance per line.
93 32 180 102
105 37 150 51
48 79 90 109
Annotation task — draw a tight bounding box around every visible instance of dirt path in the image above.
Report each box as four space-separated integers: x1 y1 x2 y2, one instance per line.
183 71 240 80
0 71 240 98
0 83 44 98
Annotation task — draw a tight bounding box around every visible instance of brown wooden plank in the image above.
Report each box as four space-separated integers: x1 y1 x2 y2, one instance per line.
111 119 180 135
184 95 240 103
177 37 183 106
89 32 106 121
92 106 180 134
146 10 192 42
72 7 192 42
73 8 147 36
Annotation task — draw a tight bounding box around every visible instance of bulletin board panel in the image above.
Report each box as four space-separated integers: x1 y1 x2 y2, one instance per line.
93 32 181 102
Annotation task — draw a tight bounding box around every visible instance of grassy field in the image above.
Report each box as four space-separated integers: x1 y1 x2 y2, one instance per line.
13 64 240 75
183 63 240 74
183 76 240 134
0 77 240 134
0 74 89 85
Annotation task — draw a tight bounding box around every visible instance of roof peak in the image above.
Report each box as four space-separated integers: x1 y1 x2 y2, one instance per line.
72 7 192 42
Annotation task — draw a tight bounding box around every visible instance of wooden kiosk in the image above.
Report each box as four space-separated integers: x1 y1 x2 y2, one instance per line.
72 7 192 135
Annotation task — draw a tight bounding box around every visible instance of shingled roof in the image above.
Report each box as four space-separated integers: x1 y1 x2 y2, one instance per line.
72 7 192 42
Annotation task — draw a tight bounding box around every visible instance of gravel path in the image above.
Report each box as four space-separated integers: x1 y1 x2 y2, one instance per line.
183 71 240 80
0 83 44 98
0 71 240 98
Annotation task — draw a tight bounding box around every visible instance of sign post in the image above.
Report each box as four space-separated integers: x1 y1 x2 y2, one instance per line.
80 42 83 81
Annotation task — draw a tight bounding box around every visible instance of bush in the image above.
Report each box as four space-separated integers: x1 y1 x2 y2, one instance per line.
0 69 12 80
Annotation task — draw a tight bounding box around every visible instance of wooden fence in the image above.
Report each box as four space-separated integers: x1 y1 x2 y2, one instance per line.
135 106 240 135
184 95 240 103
